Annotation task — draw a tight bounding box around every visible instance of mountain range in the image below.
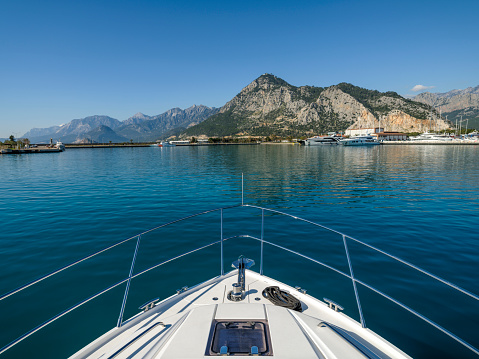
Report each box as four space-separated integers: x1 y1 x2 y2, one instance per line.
21 75 478 143
23 105 218 143
413 86 479 130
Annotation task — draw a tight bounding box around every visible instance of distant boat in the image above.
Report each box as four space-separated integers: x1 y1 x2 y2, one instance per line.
304 135 340 146
463 131 479 142
55 141 66 151
339 134 380 146
409 132 454 142
150 141 176 147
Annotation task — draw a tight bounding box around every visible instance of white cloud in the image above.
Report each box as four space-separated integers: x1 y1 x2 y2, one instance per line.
411 85 435 92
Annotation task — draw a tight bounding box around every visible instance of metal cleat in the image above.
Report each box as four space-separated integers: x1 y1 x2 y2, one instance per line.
176 286 189 294
138 298 160 312
295 286 307 294
323 297 344 312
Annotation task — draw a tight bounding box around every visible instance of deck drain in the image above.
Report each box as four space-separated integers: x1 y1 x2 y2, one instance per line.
212 297 218 301
255 297 261 301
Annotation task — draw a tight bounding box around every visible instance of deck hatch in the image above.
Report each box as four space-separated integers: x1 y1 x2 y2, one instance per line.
208 320 272 356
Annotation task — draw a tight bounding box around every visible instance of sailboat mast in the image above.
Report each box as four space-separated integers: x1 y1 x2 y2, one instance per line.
438 109 441 133
429 106 433 133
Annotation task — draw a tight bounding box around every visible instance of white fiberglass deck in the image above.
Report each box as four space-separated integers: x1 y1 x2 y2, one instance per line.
71 269 410 359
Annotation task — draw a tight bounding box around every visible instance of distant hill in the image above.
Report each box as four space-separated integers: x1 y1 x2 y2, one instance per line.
73 125 128 144
53 116 122 143
183 74 445 137
116 105 218 142
24 115 122 143
413 86 479 130
22 125 62 139
22 106 217 144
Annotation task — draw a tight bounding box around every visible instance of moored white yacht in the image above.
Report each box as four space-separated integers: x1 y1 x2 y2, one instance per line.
55 141 66 151
339 135 380 146
463 132 479 141
1 198 478 358
150 141 176 147
304 135 340 146
409 132 454 142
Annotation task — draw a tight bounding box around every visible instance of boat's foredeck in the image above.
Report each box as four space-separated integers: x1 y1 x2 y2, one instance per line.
70 270 410 359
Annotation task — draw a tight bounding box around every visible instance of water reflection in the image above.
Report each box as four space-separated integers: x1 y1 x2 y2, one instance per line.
1 144 478 358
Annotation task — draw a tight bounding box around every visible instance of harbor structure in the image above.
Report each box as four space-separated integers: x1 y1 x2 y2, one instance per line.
345 127 384 137
373 132 408 141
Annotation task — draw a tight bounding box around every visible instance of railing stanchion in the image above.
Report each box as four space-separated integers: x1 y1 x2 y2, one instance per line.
241 173 244 206
342 234 366 328
117 235 141 328
260 209 264 275
220 209 224 276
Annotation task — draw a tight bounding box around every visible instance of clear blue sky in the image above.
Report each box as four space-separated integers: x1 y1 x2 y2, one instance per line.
1 0 477 138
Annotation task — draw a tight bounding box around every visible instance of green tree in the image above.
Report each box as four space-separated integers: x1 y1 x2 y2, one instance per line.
5 135 16 148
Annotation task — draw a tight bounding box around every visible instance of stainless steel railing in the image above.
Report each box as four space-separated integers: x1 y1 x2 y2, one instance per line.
1 203 478 356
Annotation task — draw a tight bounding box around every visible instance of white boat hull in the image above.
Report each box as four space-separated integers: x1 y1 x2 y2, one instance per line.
304 136 340 146
339 135 380 146
70 270 410 359
340 140 380 146
409 132 454 142
305 141 339 146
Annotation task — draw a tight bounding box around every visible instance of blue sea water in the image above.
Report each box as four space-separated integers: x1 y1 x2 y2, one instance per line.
0 144 478 358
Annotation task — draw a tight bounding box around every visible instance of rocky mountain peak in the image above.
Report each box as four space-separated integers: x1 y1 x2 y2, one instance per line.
184 76 443 137
185 104 209 112
241 74 292 94
123 112 152 126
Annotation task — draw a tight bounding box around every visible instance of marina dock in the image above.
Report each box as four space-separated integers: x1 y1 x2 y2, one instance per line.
1 147 63 154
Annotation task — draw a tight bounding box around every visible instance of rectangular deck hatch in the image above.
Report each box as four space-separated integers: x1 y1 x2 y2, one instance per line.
208 320 272 356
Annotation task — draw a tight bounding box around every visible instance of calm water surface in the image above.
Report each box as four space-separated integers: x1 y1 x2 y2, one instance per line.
1 144 478 358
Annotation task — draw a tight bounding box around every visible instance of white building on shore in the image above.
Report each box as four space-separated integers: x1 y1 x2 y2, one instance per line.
345 127 384 137
373 132 408 141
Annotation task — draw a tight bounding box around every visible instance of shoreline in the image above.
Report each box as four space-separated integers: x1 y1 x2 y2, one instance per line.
3 141 477 154
380 141 479 145
65 142 261 149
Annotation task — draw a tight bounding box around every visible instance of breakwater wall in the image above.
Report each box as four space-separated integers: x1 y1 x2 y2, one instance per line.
381 141 478 145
